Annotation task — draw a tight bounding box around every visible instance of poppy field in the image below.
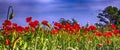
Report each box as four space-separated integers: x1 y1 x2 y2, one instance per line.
0 17 120 50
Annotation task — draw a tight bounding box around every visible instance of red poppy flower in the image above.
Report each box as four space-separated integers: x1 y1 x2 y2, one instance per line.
3 20 12 26
81 26 85 29
25 26 29 32
4 27 13 36
65 23 71 28
29 22 35 28
88 25 96 31
64 23 71 31
50 29 58 34
95 31 103 37
98 43 103 47
107 31 112 37
106 39 110 45
29 20 39 28
34 20 39 26
73 23 80 32
5 39 10 46
54 26 60 30
42 20 48 26
54 22 63 29
5 26 12 31
85 27 90 32
26 17 32 23
110 23 116 29
113 30 119 35
12 23 17 27
74 31 79 34
103 31 112 38
4 32 9 36
15 26 24 34
42 20 51 27
68 31 72 34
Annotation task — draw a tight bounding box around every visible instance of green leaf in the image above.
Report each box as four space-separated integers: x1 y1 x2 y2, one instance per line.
23 42 27 49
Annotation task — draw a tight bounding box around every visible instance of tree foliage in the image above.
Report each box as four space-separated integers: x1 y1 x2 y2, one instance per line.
59 18 78 25
96 6 120 29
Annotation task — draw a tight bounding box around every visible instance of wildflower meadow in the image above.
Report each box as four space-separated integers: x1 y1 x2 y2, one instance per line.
0 17 120 50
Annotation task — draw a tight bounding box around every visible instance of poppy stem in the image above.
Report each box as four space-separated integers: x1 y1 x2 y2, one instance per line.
35 37 37 50
6 6 14 20
12 37 20 50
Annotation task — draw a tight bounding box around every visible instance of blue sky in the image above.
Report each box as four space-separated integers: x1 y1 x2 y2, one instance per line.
0 0 120 26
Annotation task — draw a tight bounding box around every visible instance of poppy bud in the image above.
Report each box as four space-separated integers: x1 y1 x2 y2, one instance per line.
98 43 103 47
9 13 14 20
5 39 10 46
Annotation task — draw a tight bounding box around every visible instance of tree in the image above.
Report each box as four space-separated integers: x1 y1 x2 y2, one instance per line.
96 6 120 29
59 18 78 25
